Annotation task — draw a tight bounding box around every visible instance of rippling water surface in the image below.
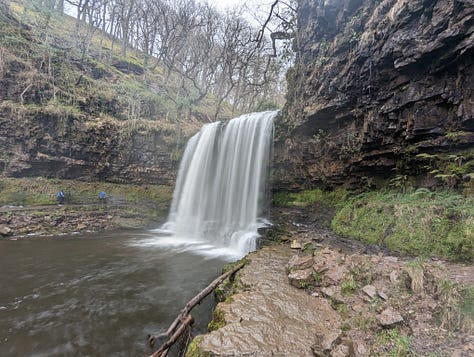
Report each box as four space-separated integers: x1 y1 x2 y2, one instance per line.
0 231 227 356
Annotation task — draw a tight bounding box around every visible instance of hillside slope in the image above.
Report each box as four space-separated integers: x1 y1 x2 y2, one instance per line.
0 2 213 184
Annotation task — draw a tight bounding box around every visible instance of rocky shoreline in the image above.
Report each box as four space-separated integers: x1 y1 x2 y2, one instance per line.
0 203 163 238
188 206 474 357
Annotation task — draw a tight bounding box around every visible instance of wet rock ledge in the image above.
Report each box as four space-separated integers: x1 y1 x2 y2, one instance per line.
187 242 474 357
187 245 342 356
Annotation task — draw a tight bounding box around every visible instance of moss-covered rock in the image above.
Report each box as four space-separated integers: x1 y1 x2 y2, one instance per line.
185 336 212 357
332 190 474 262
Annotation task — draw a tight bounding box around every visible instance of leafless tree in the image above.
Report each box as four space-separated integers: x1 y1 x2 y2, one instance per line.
18 0 296 119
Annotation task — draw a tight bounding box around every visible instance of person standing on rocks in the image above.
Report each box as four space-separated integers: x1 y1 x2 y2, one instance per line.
57 190 65 205
99 191 106 205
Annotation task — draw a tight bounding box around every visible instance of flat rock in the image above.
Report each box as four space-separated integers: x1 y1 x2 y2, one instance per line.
362 284 377 299
377 307 404 326
378 290 389 301
290 239 302 249
287 254 314 271
195 245 342 357
321 286 344 304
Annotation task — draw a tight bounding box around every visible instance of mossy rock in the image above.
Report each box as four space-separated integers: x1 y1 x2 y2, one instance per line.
207 308 226 332
332 190 474 262
185 336 212 357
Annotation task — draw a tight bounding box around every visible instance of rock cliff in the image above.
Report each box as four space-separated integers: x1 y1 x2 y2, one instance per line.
274 0 474 190
0 103 186 185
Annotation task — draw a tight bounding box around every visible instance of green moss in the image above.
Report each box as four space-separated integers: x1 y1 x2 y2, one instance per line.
303 242 315 254
222 257 248 274
185 336 212 357
215 258 249 302
272 188 348 208
374 328 411 357
272 192 292 207
446 131 473 141
207 308 226 332
332 190 474 262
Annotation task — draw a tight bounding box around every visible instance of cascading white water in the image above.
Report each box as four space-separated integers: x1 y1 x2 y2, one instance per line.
158 111 276 258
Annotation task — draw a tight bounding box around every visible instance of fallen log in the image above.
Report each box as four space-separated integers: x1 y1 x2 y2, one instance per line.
148 260 246 357
150 314 194 357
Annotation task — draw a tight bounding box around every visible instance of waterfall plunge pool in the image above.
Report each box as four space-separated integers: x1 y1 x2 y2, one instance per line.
0 111 277 356
0 230 228 356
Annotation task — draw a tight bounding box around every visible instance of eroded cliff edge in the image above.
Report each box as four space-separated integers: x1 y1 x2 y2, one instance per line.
274 0 474 190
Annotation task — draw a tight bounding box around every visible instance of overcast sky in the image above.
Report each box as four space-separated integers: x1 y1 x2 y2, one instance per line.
210 0 259 11
208 0 273 26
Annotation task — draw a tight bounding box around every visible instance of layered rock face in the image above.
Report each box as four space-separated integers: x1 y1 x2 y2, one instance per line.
0 104 184 185
274 0 474 189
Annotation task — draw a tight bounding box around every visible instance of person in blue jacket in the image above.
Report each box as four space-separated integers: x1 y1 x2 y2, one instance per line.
57 190 65 204
99 191 106 204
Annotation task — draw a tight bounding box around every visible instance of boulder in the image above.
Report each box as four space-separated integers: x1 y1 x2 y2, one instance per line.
0 225 12 236
311 330 342 357
376 307 404 326
287 254 314 271
362 284 377 299
288 268 314 288
313 247 347 286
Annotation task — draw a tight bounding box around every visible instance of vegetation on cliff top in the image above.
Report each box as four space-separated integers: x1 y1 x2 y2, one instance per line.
0 0 285 126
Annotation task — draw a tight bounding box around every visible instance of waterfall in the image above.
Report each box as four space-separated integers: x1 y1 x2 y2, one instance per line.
158 111 276 258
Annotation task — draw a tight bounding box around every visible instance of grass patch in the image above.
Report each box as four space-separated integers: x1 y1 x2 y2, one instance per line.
374 328 411 356
332 189 474 262
215 258 249 302
438 280 474 333
352 259 376 285
185 336 212 357
341 273 357 294
0 177 172 207
272 188 348 208
352 313 377 333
